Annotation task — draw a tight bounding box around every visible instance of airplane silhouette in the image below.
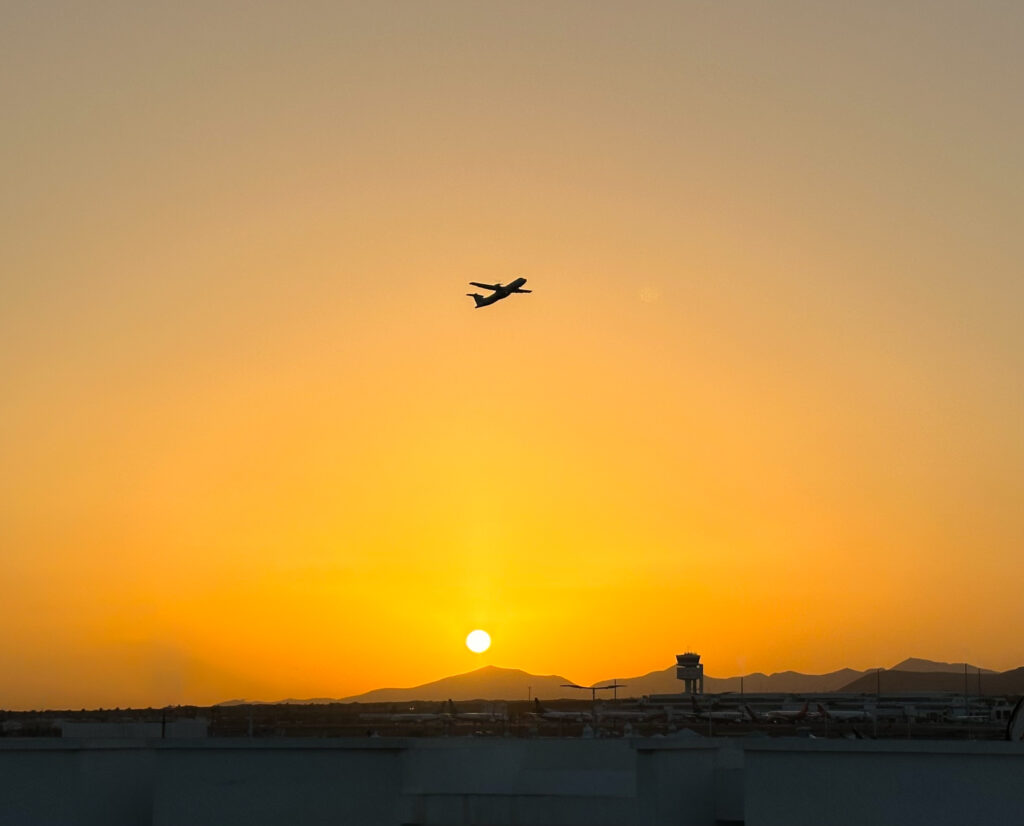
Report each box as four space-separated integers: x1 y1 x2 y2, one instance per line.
466 277 531 308
744 701 813 723
527 698 593 722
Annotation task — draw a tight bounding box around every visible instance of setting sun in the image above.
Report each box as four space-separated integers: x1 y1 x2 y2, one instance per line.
466 630 491 654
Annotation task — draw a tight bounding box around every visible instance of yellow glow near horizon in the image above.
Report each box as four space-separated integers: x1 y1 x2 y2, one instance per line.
466 630 492 654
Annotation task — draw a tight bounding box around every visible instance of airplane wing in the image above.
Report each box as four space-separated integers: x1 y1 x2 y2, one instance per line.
469 282 501 291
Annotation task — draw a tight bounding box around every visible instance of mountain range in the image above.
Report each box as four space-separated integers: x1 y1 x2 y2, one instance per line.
218 657 1022 705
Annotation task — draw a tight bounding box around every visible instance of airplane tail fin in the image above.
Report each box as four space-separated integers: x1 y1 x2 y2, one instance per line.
467 293 487 307
1006 696 1024 741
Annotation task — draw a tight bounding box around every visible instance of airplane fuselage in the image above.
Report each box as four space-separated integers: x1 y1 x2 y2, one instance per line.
467 277 530 308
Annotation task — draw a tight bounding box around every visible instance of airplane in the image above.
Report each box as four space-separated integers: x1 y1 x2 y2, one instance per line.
697 708 746 722
943 707 990 724
690 695 745 722
452 711 507 723
445 700 508 723
466 277 531 308
745 701 812 723
358 701 451 724
653 705 700 724
816 703 875 722
526 699 593 723
1006 697 1024 741
592 704 661 722
358 711 447 723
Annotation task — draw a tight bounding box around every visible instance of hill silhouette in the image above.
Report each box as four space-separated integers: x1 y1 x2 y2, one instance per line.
341 665 574 703
217 658 1020 705
331 664 872 703
841 666 1024 695
620 665 866 696
889 657 996 674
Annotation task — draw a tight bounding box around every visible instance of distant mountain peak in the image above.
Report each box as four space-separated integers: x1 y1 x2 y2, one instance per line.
338 664 576 703
889 657 994 674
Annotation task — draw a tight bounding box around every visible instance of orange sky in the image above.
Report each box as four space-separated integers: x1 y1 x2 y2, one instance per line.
3 2 1023 709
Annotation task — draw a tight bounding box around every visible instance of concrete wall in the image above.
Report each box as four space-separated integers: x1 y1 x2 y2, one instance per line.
400 739 637 825
153 742 403 826
742 739 1024 826
1 736 1021 825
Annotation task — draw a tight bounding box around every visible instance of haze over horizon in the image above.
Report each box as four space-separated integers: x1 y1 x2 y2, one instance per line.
3 2 1022 710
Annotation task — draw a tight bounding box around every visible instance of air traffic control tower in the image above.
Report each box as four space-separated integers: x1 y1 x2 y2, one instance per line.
676 652 704 694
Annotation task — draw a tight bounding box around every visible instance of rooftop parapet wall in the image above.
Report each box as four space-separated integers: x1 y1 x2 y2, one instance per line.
1 737 1022 826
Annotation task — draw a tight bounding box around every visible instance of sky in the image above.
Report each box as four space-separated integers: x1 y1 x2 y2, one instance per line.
2 1 1022 709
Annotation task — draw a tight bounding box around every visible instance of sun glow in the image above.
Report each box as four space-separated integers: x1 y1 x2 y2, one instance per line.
466 630 491 653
